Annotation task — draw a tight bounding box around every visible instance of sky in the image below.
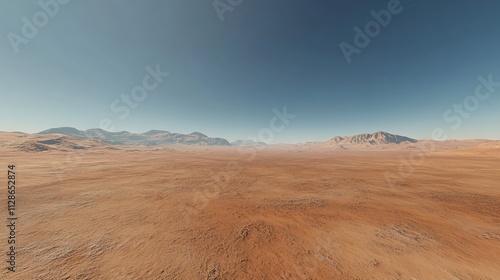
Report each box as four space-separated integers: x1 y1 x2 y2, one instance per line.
1 0 500 143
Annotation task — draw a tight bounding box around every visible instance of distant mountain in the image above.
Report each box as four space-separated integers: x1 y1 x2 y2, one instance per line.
231 139 267 146
38 127 231 146
327 132 417 146
189 132 208 138
39 127 87 138
143 130 170 136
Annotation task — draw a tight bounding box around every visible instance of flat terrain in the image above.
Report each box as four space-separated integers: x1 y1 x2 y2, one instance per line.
1 136 499 279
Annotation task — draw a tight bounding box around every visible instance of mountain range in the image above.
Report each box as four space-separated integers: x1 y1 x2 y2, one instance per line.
2 128 497 154
33 128 421 147
37 127 231 146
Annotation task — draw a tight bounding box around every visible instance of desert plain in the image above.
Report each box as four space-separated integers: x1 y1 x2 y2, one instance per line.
1 133 500 279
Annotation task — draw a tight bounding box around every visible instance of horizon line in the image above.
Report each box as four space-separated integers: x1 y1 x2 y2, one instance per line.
1 126 499 144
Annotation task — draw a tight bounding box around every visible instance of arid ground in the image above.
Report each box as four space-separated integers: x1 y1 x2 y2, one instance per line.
1 134 499 279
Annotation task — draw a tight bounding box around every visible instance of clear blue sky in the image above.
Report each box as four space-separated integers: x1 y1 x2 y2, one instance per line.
1 0 500 143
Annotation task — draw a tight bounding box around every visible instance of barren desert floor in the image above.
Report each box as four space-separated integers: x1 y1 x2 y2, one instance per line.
1 146 500 279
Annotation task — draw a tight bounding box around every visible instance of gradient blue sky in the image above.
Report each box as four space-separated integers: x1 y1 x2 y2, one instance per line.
1 0 500 143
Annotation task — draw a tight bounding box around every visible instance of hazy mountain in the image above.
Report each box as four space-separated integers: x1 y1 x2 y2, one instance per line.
39 127 87 138
143 130 170 136
37 127 231 146
231 139 267 146
189 132 208 137
327 132 417 146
